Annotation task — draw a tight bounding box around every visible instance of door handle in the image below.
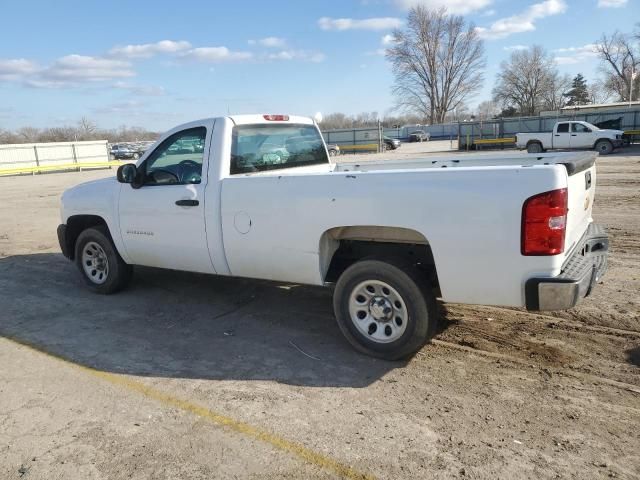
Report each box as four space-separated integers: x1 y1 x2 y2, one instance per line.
175 199 199 207
554 134 560 136
571 134 577 136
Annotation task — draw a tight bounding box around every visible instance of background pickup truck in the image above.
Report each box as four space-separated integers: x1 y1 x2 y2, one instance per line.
58 114 609 360
516 121 624 155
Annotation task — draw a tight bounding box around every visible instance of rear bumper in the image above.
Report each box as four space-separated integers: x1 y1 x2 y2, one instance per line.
525 223 609 311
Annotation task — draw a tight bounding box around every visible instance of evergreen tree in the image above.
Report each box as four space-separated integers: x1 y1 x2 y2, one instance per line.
564 74 590 106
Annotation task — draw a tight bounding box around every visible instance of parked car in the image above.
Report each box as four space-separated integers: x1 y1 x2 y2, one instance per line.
58 114 608 360
110 144 140 160
383 136 401 150
516 121 624 155
327 144 340 156
409 130 430 142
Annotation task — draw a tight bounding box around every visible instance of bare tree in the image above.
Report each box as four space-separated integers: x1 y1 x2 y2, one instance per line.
588 80 613 104
387 6 485 124
594 30 639 101
77 117 97 139
492 46 560 116
541 72 571 111
476 100 500 120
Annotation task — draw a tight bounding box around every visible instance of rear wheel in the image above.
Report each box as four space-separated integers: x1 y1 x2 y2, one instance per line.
328 149 337 157
527 142 543 154
333 259 436 360
595 139 613 155
75 227 132 294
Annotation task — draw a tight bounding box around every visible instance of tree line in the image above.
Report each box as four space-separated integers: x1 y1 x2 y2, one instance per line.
0 117 160 145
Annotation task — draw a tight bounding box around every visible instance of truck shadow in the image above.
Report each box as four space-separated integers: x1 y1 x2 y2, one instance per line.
0 253 439 388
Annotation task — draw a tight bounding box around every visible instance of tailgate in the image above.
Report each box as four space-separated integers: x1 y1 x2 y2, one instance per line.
564 159 597 256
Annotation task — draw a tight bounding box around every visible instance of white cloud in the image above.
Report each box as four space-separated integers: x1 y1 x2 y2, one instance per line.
179 47 253 63
318 17 403 31
26 55 135 87
267 50 326 62
597 0 627 6
109 40 192 59
482 9 497 16
0 58 38 80
553 44 598 65
113 81 166 96
93 100 146 115
394 0 492 14
503 45 529 51
476 0 567 40
248 37 287 48
381 34 395 46
366 48 388 56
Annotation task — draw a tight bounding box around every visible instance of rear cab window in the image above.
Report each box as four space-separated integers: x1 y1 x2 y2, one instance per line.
556 123 570 133
230 124 328 174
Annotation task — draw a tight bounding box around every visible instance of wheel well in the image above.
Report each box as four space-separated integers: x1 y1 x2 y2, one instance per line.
594 138 612 148
65 215 109 259
321 227 440 295
526 140 542 147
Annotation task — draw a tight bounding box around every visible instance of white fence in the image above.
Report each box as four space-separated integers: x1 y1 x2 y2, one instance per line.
0 140 110 173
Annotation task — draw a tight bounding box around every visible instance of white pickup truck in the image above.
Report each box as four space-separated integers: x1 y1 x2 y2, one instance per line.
516 121 624 155
58 114 609 359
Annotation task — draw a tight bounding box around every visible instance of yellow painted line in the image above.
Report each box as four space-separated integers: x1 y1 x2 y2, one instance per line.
338 144 379 151
624 130 640 135
0 161 125 176
1 336 374 480
473 137 516 145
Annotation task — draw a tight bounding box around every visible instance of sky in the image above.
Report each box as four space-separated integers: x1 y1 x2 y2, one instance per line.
0 0 637 131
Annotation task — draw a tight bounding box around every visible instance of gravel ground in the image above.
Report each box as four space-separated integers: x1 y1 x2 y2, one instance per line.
0 144 638 479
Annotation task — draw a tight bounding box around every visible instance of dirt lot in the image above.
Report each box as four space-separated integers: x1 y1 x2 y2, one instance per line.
0 144 638 479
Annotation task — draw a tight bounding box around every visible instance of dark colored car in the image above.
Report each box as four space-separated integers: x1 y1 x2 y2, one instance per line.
594 117 622 130
409 130 430 142
110 144 140 160
383 136 401 150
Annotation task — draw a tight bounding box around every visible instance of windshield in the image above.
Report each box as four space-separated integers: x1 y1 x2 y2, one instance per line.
231 124 328 174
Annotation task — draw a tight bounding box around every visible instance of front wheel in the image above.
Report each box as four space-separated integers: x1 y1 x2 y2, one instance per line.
333 259 436 360
75 227 132 294
595 139 613 155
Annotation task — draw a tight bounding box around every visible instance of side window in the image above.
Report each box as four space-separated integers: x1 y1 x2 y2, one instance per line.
556 123 569 133
572 123 590 133
143 127 206 186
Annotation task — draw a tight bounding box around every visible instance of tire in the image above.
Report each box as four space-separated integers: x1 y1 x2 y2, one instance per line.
74 226 132 294
328 149 337 157
333 259 437 360
595 139 613 155
527 142 543 154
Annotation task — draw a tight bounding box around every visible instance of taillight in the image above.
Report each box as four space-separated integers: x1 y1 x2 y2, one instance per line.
521 188 568 256
263 114 289 121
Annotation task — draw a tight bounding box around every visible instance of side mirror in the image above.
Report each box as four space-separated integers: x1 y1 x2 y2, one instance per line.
117 163 137 184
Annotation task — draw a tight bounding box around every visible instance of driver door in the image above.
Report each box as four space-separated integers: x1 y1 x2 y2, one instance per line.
118 124 215 274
